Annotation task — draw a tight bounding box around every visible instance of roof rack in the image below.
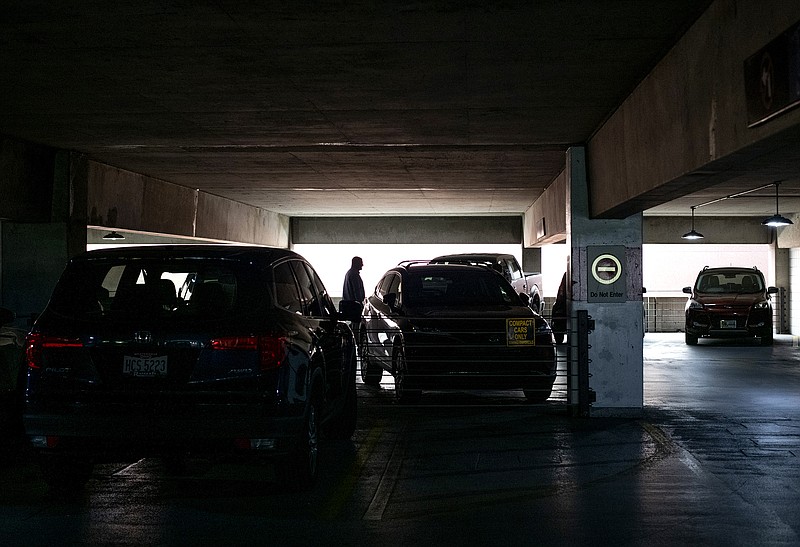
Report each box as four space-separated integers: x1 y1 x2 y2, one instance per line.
396 260 430 267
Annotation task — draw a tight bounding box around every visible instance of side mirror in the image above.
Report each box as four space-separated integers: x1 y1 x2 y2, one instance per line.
337 300 363 322
0 307 14 326
682 287 692 294
768 286 779 294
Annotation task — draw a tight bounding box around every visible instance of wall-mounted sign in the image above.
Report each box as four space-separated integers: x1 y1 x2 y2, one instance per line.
587 246 626 302
744 19 800 127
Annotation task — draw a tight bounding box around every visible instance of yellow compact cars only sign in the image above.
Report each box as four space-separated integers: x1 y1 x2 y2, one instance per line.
507 318 535 346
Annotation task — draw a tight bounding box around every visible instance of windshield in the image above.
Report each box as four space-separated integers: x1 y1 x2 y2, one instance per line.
404 269 518 306
48 258 271 320
695 270 764 294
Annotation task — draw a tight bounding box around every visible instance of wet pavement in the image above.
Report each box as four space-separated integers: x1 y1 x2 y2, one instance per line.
0 333 799 546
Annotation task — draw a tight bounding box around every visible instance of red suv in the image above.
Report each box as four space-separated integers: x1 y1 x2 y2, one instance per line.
682 266 778 346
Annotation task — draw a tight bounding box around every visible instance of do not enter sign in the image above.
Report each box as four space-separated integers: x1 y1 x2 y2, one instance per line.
591 254 622 285
587 246 626 302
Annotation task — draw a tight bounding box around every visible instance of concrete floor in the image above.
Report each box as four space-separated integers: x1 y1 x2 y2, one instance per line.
1 333 799 546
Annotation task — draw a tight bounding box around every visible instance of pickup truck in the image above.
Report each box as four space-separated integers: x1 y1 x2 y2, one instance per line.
429 253 544 313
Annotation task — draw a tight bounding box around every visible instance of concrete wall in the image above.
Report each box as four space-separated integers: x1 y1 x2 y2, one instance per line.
292 216 522 245
87 162 289 247
0 137 87 318
790 247 800 335
524 169 567 247
587 1 800 219
0 137 55 222
1 223 69 326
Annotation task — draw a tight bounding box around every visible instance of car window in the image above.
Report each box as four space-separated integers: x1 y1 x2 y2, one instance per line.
387 274 401 304
405 269 517 306
696 271 764 293
47 258 261 320
273 262 303 313
309 264 337 318
505 258 523 281
295 261 334 318
377 274 394 298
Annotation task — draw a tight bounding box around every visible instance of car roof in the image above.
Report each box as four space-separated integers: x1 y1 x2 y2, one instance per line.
431 253 510 262
699 266 762 274
393 263 499 275
70 244 299 264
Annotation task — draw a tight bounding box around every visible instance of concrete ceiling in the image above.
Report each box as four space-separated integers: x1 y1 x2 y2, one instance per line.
4 1 765 219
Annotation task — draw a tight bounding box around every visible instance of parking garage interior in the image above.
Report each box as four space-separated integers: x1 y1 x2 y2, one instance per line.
3 2 800 413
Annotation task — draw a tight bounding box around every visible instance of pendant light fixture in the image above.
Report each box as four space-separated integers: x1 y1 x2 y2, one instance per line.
102 231 125 240
681 206 704 240
761 182 793 227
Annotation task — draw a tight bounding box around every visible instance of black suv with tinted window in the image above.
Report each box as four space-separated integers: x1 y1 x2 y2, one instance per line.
23 245 360 490
360 261 556 403
682 266 778 346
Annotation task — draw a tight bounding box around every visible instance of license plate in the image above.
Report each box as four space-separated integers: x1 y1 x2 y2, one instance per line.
720 319 737 329
123 355 168 377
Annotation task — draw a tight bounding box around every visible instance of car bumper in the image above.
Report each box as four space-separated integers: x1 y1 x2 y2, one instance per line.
685 313 772 338
23 401 304 459
404 346 557 390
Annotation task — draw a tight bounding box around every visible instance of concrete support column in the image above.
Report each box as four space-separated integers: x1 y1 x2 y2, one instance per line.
521 247 542 273
567 147 644 414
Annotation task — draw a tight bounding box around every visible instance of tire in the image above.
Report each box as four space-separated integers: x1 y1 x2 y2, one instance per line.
278 393 320 489
162 453 189 475
393 344 421 404
761 332 774 346
38 454 94 494
524 385 553 403
359 328 382 386
685 332 698 345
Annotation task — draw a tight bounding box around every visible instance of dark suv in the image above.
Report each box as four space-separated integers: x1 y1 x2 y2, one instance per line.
360 261 556 403
682 266 778 346
23 245 360 490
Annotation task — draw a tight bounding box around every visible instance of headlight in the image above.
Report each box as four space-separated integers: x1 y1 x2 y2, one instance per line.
687 300 703 310
753 300 771 309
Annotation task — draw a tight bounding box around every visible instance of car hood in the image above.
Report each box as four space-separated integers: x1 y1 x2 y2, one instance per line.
694 293 767 307
404 304 536 318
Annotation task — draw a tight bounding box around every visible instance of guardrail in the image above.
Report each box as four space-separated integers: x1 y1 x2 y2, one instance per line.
544 292 788 334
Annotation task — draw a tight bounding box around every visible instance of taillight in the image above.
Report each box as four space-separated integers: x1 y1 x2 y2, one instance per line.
25 332 84 369
209 335 287 371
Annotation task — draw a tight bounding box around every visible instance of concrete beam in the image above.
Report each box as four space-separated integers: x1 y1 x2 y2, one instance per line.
524 169 567 246
291 216 522 244
588 0 800 218
87 161 289 247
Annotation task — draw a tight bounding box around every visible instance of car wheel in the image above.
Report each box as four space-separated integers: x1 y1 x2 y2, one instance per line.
523 386 552 403
685 332 698 345
162 453 189 475
359 328 382 386
761 332 774 346
38 454 94 494
393 344 420 404
326 374 357 440
278 392 320 489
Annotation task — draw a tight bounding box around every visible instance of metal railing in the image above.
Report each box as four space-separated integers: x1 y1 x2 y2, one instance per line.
545 293 788 335
356 314 592 412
